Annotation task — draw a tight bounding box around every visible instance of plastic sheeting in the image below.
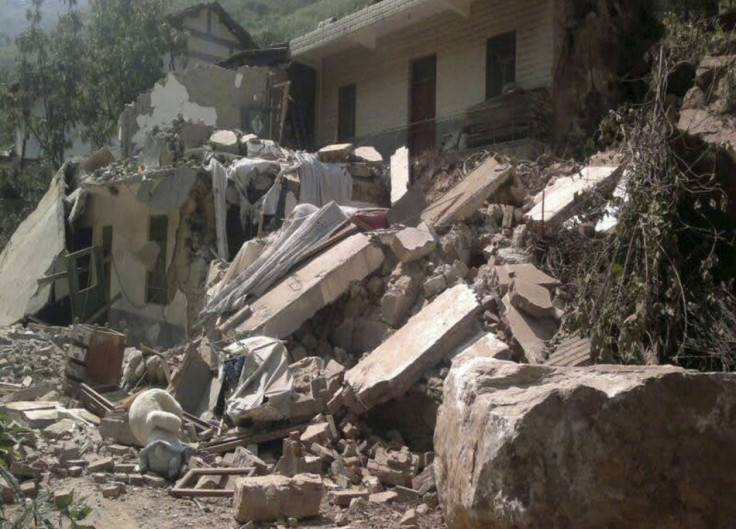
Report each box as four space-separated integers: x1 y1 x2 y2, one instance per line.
225 336 293 424
203 201 349 315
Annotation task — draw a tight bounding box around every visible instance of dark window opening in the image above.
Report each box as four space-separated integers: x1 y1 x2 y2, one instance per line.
71 226 94 290
410 54 437 154
338 83 357 142
102 225 113 301
486 32 516 99
146 215 169 305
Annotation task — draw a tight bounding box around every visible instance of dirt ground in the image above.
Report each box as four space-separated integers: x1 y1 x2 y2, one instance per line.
24 474 446 529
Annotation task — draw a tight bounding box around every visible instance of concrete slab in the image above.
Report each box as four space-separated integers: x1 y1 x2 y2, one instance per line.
342 284 480 414
502 296 557 364
0 174 65 325
390 226 436 263
421 157 512 227
452 332 512 362
525 166 620 227
355 146 383 166
492 263 561 295
509 279 554 318
390 146 409 205
230 234 384 340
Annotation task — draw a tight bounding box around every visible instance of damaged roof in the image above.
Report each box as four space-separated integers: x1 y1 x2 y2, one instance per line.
169 2 259 50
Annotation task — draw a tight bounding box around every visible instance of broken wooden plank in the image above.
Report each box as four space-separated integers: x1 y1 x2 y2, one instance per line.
200 423 311 454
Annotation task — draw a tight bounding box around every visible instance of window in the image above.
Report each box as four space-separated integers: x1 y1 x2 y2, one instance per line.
338 83 356 142
146 215 169 305
486 32 516 99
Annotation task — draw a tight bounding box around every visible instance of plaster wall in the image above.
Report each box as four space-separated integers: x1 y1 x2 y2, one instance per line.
316 0 555 155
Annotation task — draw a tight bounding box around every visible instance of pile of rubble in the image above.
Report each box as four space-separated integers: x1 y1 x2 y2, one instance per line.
0 124 635 526
0 325 68 393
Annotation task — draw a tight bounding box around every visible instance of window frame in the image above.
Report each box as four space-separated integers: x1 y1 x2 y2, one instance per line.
486 31 517 99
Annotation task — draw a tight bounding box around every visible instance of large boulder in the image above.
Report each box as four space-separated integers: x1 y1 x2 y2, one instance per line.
435 357 736 529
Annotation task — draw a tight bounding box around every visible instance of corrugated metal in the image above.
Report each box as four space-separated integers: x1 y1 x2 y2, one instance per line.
546 335 593 367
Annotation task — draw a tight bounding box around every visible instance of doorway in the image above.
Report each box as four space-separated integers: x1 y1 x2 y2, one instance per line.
410 54 437 154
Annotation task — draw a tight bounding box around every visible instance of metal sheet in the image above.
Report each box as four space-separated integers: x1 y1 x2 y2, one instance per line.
0 171 66 325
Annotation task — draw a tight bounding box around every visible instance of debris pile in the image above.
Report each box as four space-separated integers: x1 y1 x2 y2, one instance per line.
2 43 736 528
0 127 635 525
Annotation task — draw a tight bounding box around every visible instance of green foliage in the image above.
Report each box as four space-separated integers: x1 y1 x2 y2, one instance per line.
0 415 92 529
79 0 187 147
8 0 84 167
170 0 373 45
3 0 185 166
540 35 736 371
654 0 720 19
661 13 736 63
722 67 736 114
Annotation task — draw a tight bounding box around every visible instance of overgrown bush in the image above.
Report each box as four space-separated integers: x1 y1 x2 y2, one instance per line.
537 24 736 371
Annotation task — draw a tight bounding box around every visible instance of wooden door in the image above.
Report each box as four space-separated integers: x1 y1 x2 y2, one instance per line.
410 55 437 154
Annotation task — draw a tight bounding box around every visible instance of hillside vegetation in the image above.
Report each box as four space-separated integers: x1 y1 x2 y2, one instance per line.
1 0 373 64
171 0 374 45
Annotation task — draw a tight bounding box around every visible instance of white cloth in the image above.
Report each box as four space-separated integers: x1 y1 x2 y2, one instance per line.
225 336 293 424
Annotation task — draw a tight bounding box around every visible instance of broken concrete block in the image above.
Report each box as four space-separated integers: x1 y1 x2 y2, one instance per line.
101 484 123 499
509 279 554 318
209 130 240 154
390 226 436 263
81 146 115 173
231 446 269 474
233 234 384 339
390 146 410 205
301 423 332 446
355 146 383 166
233 474 324 522
318 143 354 163
369 490 398 504
343 285 480 415
525 166 621 227
143 474 167 488
54 489 73 507
400 508 418 526
381 275 419 328
422 157 513 226
492 263 560 295
99 416 139 446
330 488 369 507
453 333 512 362
88 457 115 473
502 296 557 364
423 274 446 298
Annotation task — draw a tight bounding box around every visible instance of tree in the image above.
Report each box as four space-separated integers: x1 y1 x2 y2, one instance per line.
4 0 185 167
79 0 186 147
8 0 83 167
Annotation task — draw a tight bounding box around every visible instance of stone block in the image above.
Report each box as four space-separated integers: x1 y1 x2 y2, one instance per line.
344 284 480 414
390 227 436 263
233 473 323 522
318 143 354 163
509 279 554 318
